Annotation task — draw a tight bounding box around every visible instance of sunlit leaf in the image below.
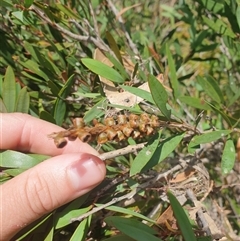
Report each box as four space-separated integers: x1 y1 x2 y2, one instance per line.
179 96 211 110
202 16 236 38
2 66 16 112
15 86 30 113
105 216 162 241
148 74 171 120
130 131 161 176
166 44 179 99
167 191 197 241
221 137 236 174
0 150 42 169
82 58 125 83
188 130 231 153
197 75 224 103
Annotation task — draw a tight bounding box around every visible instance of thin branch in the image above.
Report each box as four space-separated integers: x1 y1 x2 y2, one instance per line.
70 161 184 222
99 142 146 161
30 5 110 52
106 0 140 57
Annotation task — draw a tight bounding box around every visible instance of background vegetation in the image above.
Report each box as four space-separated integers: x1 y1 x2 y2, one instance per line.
0 0 240 240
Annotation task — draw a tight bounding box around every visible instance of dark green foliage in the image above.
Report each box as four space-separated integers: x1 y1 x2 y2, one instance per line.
0 0 239 240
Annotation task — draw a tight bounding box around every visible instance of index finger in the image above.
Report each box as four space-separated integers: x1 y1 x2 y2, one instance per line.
0 113 98 156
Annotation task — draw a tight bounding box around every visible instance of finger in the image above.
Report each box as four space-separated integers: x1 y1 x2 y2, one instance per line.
0 113 98 156
0 153 106 240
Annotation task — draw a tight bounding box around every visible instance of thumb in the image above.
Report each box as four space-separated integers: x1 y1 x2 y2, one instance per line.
0 153 106 240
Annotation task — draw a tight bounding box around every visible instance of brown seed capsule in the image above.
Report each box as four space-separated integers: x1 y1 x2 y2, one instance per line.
78 131 92 143
122 126 133 137
97 132 108 144
140 113 150 124
54 137 68 148
129 114 139 128
104 117 116 126
132 130 141 139
146 126 154 135
73 118 85 128
150 115 160 127
139 122 146 132
105 127 118 140
117 115 127 125
117 130 126 141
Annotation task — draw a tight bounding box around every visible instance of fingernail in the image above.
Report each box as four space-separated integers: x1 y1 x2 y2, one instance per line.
67 154 104 191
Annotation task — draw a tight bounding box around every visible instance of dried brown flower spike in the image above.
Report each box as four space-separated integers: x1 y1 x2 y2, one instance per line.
48 113 162 148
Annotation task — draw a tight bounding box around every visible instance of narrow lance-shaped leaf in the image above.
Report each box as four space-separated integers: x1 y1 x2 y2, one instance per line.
188 130 231 153
221 137 236 174
130 131 161 176
197 75 224 104
167 191 197 241
148 74 171 120
82 58 125 83
54 75 75 125
105 216 162 241
143 133 185 171
166 44 179 99
2 66 16 112
15 86 30 113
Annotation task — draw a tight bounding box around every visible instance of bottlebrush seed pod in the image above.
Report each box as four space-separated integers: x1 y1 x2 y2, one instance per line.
132 130 141 139
97 132 108 144
54 136 68 148
73 118 85 128
129 114 139 128
140 113 150 123
78 131 92 143
49 113 166 148
117 115 127 125
105 127 118 140
146 126 154 135
122 126 133 137
104 117 116 126
117 130 126 141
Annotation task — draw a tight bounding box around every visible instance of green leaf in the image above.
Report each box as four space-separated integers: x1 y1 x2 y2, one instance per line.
102 234 136 241
40 110 56 124
69 217 90 241
0 99 7 113
143 133 185 170
198 0 224 13
53 75 75 125
83 98 106 123
188 130 232 153
202 16 236 38
55 207 91 229
53 98 66 126
179 96 211 110
105 31 123 64
130 132 161 176
104 205 156 224
15 86 30 113
120 85 154 104
24 0 34 8
0 150 42 169
166 44 179 99
221 137 236 174
2 66 16 112
237 5 240 29
167 191 197 241
82 58 125 83
148 74 171 120
4 168 27 176
197 75 224 103
105 217 162 241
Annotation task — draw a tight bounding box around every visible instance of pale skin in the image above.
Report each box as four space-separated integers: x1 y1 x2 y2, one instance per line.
0 113 106 241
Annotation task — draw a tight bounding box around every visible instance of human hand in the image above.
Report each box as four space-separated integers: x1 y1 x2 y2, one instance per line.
0 113 106 241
